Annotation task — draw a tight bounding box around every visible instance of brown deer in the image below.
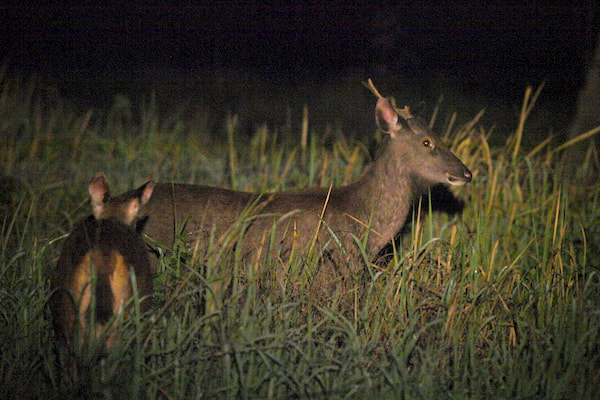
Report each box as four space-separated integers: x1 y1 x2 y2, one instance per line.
50 174 155 351
97 83 472 299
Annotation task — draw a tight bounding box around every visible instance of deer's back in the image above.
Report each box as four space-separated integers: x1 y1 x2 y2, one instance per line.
137 183 366 257
50 216 153 346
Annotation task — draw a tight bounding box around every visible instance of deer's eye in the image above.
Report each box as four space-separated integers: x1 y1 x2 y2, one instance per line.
423 139 432 148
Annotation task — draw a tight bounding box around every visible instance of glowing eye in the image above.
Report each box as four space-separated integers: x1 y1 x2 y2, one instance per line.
423 139 431 148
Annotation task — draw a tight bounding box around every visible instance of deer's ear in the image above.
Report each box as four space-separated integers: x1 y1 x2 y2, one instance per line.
122 198 141 225
375 97 400 136
140 180 155 205
89 173 111 219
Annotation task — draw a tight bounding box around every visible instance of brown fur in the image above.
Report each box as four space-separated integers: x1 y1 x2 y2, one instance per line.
98 96 472 300
50 175 155 351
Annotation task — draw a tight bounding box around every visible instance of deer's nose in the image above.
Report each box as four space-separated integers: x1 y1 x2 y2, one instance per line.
463 169 472 182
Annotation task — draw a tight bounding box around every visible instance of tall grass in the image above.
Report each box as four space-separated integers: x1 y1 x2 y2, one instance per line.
1 71 599 399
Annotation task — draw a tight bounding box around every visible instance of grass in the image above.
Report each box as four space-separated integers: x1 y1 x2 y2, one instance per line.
1 68 599 399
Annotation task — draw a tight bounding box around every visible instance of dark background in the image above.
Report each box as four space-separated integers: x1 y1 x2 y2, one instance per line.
1 2 599 138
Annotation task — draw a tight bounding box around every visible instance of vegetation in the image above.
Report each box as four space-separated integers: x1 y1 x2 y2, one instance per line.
1 68 599 399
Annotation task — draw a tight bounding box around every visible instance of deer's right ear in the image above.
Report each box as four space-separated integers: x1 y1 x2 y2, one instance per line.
140 180 156 206
89 173 111 219
119 180 154 225
375 97 400 136
122 198 141 225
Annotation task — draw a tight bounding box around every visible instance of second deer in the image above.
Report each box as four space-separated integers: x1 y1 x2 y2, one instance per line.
50 174 155 351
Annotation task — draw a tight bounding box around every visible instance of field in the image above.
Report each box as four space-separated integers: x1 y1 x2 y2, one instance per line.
1 68 599 399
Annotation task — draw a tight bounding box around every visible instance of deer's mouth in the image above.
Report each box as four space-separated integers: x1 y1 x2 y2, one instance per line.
446 170 472 185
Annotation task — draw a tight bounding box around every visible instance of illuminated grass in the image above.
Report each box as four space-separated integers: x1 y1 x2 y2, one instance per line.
1 72 599 399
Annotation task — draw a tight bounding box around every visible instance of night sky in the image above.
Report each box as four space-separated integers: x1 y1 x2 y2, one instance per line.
1 2 598 132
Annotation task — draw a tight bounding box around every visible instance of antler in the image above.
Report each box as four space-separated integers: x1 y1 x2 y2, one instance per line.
363 78 383 99
363 79 413 120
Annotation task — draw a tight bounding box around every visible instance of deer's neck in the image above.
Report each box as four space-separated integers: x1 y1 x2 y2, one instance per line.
348 141 424 254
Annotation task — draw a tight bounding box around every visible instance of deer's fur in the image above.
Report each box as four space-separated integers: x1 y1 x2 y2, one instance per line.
50 175 155 351
98 93 471 299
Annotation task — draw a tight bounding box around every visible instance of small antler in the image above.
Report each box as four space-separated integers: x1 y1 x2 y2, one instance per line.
393 103 413 121
363 79 413 120
363 78 383 99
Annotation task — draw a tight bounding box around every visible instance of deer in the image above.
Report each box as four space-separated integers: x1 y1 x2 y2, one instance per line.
50 174 155 351
96 81 472 300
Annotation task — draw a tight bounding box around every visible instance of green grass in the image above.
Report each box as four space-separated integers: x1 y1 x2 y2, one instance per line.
1 69 599 399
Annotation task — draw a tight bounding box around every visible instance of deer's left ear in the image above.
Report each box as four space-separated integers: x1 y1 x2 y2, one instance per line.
375 97 401 137
89 173 111 219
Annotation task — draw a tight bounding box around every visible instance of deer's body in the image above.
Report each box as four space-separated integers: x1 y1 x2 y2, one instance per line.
136 151 418 264
99 94 472 296
50 175 155 351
